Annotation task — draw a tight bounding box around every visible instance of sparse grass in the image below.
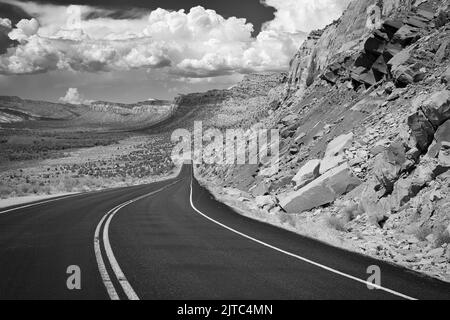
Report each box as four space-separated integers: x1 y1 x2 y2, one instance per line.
360 197 390 227
326 216 347 232
434 226 450 247
278 212 296 228
341 201 365 222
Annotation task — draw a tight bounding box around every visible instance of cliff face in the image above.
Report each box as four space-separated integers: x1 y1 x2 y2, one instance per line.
90 100 174 116
198 0 450 282
285 0 421 98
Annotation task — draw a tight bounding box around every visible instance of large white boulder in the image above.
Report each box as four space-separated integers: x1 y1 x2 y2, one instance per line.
280 163 362 214
292 159 321 188
325 133 354 157
320 154 346 175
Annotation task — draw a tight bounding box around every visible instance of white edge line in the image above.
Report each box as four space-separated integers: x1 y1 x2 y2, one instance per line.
189 176 417 301
0 165 186 215
95 179 181 301
0 194 80 215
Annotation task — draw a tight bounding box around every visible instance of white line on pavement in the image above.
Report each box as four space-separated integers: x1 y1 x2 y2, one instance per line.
95 180 181 300
0 194 80 215
188 176 417 301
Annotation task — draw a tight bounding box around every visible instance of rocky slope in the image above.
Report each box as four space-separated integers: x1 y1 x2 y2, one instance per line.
165 73 286 131
197 0 450 282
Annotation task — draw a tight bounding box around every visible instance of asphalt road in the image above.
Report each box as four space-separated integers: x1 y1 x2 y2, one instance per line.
0 164 449 300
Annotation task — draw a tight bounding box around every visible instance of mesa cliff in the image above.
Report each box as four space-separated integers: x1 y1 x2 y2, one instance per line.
196 0 450 282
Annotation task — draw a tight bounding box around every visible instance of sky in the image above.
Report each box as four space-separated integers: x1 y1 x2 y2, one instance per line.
0 0 351 103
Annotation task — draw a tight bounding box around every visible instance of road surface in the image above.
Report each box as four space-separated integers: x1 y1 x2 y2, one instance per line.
0 164 449 300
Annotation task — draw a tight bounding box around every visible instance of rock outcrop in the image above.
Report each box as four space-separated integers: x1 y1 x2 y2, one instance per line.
280 163 362 214
198 0 450 282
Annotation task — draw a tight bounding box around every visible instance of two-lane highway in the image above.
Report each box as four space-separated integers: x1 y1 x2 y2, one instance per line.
0 164 449 300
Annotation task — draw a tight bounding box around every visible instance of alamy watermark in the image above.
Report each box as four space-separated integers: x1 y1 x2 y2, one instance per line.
367 265 381 290
66 265 81 290
171 122 280 176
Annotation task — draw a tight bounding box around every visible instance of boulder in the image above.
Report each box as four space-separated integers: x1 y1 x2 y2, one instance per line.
281 114 299 125
320 154 346 174
251 182 270 197
292 159 321 188
373 142 409 193
372 55 389 75
420 90 450 128
358 69 378 87
392 25 420 46
255 195 278 209
407 109 436 153
416 9 434 21
442 66 450 84
294 132 306 144
382 19 403 39
280 163 361 214
427 120 450 158
270 175 294 192
388 48 411 69
435 40 449 63
438 142 450 168
364 34 386 55
281 124 298 139
383 42 403 61
405 15 429 29
325 133 354 157
391 63 426 86
390 165 435 210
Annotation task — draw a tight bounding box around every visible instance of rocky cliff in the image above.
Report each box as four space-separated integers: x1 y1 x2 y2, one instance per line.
197 0 450 282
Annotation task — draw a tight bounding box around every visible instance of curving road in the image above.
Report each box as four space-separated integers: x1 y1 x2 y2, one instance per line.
0 164 449 300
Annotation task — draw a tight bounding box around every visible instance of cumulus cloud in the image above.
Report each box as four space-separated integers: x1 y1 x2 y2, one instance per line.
0 0 351 77
262 0 352 33
59 87 91 105
8 18 39 43
0 18 12 30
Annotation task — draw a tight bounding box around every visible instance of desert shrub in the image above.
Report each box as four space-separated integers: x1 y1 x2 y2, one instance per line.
326 216 347 232
341 201 365 222
18 183 31 195
59 176 78 192
40 184 52 195
360 197 391 228
0 184 13 198
413 225 433 242
434 226 450 247
278 213 296 228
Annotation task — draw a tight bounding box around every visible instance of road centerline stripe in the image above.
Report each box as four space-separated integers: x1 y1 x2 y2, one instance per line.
189 174 417 301
94 179 182 300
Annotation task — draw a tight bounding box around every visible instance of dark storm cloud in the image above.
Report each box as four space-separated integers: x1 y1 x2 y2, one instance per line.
0 3 28 54
0 2 31 24
8 0 275 34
